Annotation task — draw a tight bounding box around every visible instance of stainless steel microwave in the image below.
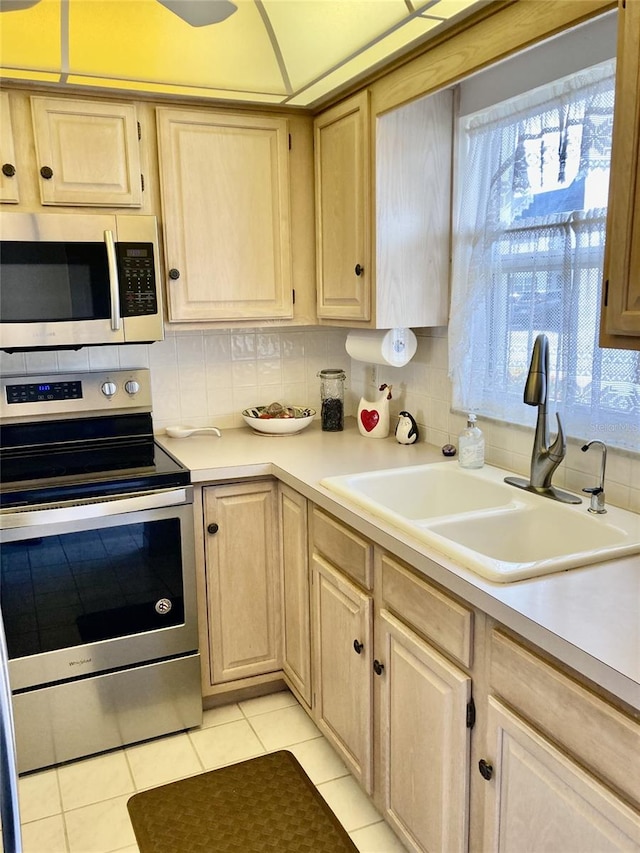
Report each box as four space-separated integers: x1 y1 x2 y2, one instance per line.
0 212 164 351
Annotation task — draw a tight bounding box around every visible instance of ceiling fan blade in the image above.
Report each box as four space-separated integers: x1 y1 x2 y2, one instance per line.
0 0 42 11
157 0 238 27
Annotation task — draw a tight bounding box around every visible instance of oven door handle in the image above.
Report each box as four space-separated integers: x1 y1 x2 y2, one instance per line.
0 487 192 530
104 229 121 332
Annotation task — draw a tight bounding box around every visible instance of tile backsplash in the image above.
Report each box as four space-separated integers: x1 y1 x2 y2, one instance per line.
1 325 637 512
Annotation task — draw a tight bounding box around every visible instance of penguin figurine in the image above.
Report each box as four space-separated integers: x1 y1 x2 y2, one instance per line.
395 411 419 445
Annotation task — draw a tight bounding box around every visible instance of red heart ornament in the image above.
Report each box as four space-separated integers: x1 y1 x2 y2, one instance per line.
360 409 379 432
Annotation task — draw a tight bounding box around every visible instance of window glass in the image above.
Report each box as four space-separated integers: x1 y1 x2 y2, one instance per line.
449 59 639 451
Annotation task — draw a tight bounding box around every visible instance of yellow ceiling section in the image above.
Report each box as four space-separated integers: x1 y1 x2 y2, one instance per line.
0 0 487 107
70 1 286 94
0 0 61 72
263 1 411 91
287 14 444 106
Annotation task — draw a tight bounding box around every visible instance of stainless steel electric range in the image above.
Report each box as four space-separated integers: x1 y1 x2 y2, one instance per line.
0 369 201 773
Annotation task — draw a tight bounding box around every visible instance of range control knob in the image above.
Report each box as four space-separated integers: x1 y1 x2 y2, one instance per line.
101 381 117 398
124 380 140 396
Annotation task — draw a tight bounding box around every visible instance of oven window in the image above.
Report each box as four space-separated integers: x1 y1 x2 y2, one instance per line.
0 241 111 322
0 518 185 659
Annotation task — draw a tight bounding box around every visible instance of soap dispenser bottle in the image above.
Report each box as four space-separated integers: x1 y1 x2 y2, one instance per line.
458 413 485 469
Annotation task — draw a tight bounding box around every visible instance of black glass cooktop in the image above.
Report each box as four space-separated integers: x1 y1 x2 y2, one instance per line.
0 413 190 508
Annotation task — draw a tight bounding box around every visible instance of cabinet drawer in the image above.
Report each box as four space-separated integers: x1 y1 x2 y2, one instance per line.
379 552 473 668
491 630 640 808
311 507 372 589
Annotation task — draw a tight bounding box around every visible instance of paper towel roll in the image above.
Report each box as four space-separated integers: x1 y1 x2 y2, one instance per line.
346 328 417 367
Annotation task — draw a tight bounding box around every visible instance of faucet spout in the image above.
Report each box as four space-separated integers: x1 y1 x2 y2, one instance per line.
504 334 581 504
581 440 607 513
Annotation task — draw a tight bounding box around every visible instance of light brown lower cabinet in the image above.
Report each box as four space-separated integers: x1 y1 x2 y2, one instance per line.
306 506 640 853
481 629 640 852
309 505 473 845
202 480 281 686
278 483 311 707
482 697 640 851
197 486 639 851
377 608 471 853
311 553 374 793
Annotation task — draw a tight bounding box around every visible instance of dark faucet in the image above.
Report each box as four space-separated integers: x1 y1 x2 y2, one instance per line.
505 334 581 503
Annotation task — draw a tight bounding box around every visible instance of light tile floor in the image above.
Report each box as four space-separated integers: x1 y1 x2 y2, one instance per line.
14 690 409 853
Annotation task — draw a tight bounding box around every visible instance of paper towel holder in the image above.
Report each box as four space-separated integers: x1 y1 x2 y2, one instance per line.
345 327 417 367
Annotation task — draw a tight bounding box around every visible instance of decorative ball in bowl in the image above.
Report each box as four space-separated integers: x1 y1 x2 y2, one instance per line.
242 403 315 435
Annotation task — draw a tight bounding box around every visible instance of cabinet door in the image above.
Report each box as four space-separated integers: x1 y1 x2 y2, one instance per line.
314 91 371 322
376 89 452 328
203 481 281 684
157 107 293 322
279 484 311 707
0 92 19 204
600 0 640 347
30 96 142 207
312 554 373 792
482 697 640 852
377 609 471 853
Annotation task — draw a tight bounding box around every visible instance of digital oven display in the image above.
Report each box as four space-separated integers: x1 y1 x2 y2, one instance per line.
6 380 83 404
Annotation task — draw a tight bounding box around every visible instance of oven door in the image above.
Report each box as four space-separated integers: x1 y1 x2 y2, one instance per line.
0 487 197 692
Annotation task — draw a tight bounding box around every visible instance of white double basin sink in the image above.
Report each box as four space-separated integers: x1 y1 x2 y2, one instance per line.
320 462 640 583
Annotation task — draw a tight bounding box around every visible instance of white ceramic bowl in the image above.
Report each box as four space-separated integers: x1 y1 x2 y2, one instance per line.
242 405 315 435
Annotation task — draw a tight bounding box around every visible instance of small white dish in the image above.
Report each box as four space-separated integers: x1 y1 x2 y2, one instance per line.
242 406 315 435
165 426 222 439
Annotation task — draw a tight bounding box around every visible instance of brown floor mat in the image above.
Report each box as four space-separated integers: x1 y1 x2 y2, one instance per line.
127 749 359 852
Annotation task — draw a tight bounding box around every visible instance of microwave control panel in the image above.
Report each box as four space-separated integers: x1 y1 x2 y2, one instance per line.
116 243 158 317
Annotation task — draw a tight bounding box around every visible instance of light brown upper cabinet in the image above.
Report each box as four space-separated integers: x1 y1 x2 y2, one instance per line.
30 96 142 207
156 107 293 323
314 88 452 328
0 92 19 204
600 0 640 348
315 91 371 323
375 89 452 329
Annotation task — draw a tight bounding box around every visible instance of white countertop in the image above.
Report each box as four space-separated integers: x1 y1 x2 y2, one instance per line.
157 419 640 712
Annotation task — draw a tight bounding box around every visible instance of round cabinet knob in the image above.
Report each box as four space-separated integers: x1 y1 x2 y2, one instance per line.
354 264 364 277
478 759 493 781
2 163 16 177
124 380 140 396
101 381 117 398
168 268 180 280
353 639 363 655
40 166 53 179
207 523 219 535
373 659 385 676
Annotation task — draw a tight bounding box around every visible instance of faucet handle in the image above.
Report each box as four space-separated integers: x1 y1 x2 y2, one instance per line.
548 413 566 461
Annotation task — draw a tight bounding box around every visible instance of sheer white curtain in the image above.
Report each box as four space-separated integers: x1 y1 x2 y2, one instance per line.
449 59 640 451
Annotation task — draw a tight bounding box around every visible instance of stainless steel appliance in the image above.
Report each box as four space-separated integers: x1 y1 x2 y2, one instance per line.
0 612 21 852
0 212 164 352
0 369 201 774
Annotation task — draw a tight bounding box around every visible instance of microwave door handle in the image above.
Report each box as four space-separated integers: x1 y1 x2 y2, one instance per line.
104 230 121 331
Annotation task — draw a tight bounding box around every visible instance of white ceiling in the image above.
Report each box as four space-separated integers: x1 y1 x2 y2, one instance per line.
0 0 489 108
